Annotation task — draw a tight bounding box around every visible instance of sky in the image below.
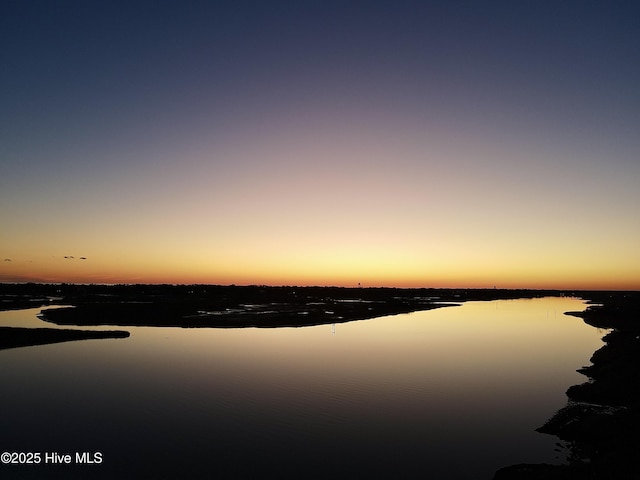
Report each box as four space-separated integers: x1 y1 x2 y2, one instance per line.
1 0 639 289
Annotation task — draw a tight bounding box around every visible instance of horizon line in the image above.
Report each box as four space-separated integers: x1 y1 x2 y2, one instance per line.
1 281 638 293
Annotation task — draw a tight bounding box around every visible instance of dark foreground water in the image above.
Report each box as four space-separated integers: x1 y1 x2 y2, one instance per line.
0 297 603 479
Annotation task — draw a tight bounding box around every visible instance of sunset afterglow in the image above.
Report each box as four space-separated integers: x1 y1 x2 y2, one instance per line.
2 1 639 289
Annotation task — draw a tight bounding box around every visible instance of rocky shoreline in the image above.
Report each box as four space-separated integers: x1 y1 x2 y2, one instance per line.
494 292 640 479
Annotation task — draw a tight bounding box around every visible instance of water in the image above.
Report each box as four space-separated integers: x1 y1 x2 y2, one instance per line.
0 297 604 479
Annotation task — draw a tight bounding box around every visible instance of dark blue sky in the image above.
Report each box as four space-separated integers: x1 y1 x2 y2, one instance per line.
4 1 638 153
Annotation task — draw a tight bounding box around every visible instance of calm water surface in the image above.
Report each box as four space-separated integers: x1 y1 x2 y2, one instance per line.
0 297 604 479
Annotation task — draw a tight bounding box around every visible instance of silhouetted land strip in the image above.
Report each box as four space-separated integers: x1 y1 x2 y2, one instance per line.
0 284 576 328
0 283 609 331
40 300 452 328
0 326 130 350
495 291 640 480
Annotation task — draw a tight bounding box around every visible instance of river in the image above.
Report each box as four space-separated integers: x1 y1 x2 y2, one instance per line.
0 297 604 479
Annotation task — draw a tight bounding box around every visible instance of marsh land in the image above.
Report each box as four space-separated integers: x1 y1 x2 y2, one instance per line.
1 283 573 328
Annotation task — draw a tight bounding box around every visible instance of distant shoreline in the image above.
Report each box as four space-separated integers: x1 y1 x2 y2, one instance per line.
12 284 581 329
1 282 603 313
0 285 597 352
3 283 633 329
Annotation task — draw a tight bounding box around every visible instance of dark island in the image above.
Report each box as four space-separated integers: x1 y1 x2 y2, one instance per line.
2 284 572 355
1 284 573 354
1 283 577 328
0 326 130 350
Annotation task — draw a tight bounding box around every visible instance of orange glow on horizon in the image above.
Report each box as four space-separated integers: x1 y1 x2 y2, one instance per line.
2 260 638 291
2 226 639 290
